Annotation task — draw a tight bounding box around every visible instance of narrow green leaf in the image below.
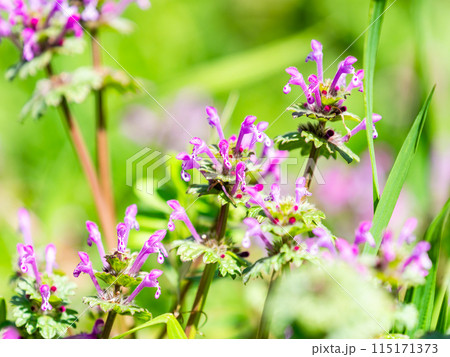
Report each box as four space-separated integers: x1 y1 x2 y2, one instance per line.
0 298 6 324
112 313 187 339
364 0 387 208
406 198 450 336
436 293 448 334
364 87 435 254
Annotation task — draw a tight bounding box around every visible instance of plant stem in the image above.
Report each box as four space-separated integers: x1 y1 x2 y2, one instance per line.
184 203 230 338
303 122 325 190
91 32 116 224
256 270 276 339
46 64 116 249
101 310 117 339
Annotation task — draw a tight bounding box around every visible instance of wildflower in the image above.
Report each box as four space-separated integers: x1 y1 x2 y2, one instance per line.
218 139 232 170
230 161 246 196
398 217 417 244
354 221 376 247
177 152 200 182
335 238 359 264
125 269 163 303
167 200 201 242
45 244 57 275
124 204 140 232
128 230 168 275
259 146 288 184
342 114 382 142
206 106 225 140
17 244 41 284
309 227 336 255
235 116 265 154
242 217 273 249
66 319 104 339
1 327 21 339
0 1 84 62
86 221 107 267
73 252 103 295
40 284 52 311
295 177 312 203
116 223 129 253
283 39 364 119
18 208 33 246
402 241 432 277
191 137 221 168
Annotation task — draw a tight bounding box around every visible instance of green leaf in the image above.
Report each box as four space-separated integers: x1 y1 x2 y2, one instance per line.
406 198 450 337
37 315 57 339
82 297 152 321
95 272 142 288
436 293 448 334
274 128 359 164
363 0 387 206
112 313 187 339
364 88 435 254
0 298 6 324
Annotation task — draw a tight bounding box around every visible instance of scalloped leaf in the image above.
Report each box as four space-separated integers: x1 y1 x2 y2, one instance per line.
82 297 152 321
95 272 142 288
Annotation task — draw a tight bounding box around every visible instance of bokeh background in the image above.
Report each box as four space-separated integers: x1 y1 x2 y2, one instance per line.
0 0 449 337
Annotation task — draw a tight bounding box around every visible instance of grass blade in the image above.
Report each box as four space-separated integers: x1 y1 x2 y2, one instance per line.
113 313 187 339
436 293 448 334
364 0 387 208
406 198 450 336
364 87 435 255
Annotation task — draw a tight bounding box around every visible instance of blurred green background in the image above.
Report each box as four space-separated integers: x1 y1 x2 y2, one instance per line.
1 0 449 337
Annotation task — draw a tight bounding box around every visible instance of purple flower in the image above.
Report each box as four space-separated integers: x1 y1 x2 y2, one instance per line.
402 241 432 277
124 204 140 232
206 106 225 141
81 1 100 22
244 185 276 222
347 69 364 92
218 139 232 170
259 147 288 184
235 115 262 154
125 269 163 303
65 319 104 339
305 40 323 80
269 183 281 204
243 217 273 249
177 152 200 182
283 67 311 103
128 230 167 275
18 208 33 246
0 17 11 37
45 243 56 275
116 222 131 253
354 221 375 247
2 327 21 339
342 114 382 142
335 238 359 263
22 28 38 61
380 230 396 262
190 137 220 168
230 161 246 196
398 217 417 245
167 200 201 242
295 177 312 203
73 252 103 295
310 228 336 255
40 284 52 311
64 14 83 38
86 221 107 267
17 244 40 284
330 56 357 94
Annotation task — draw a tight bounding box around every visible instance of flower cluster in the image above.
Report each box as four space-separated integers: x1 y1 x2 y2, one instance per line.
282 39 381 143
283 39 363 119
74 204 167 307
78 0 150 29
177 106 277 201
16 208 67 311
0 0 83 61
10 208 77 339
242 177 324 254
298 218 432 286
